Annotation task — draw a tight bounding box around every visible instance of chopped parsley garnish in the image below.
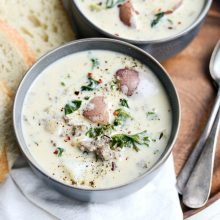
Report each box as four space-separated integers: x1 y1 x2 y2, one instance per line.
120 99 129 108
64 100 82 115
110 80 117 90
106 0 126 9
54 147 64 157
151 12 165 27
57 147 64 157
86 124 114 139
146 111 160 121
81 76 100 91
91 58 99 70
113 108 132 126
84 96 90 100
110 131 150 152
61 81 65 86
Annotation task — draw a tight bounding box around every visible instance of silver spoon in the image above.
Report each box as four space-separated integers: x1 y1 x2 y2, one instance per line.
176 40 220 196
182 109 220 208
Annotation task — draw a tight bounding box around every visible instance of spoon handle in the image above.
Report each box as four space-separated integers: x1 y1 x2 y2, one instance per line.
182 109 220 208
176 88 220 194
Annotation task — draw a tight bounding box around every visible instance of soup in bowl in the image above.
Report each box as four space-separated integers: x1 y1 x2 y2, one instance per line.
14 38 180 202
75 0 205 41
69 0 212 60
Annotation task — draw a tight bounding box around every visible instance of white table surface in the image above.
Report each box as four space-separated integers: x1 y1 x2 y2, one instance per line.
186 199 220 220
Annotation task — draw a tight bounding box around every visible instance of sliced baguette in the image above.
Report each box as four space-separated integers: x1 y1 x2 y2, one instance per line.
0 82 20 182
0 0 75 58
0 21 35 93
0 22 34 181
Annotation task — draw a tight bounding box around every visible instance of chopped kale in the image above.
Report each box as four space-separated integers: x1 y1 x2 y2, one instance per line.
110 80 117 90
86 124 114 139
81 77 100 91
120 99 129 108
113 109 132 126
106 0 126 9
64 100 82 115
57 147 64 157
151 12 165 27
110 131 150 151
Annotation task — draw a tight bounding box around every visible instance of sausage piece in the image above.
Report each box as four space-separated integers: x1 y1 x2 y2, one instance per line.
119 1 137 27
83 96 109 125
116 68 140 96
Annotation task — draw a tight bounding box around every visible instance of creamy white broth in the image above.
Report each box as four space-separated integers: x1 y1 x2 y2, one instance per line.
22 50 172 189
75 0 205 41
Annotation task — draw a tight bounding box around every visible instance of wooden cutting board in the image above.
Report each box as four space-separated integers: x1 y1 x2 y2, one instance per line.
162 1 220 218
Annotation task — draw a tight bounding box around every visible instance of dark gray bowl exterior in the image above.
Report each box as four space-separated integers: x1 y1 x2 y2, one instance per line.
67 0 212 61
13 38 180 203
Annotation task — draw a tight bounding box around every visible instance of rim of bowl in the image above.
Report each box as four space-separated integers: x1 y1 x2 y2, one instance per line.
71 0 212 45
13 38 181 192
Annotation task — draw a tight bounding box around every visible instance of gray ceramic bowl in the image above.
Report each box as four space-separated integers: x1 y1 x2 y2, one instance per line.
64 0 212 60
13 38 180 202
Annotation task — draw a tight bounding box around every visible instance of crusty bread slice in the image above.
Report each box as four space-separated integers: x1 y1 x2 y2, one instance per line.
0 22 34 181
0 146 9 182
0 82 20 182
0 0 75 58
0 21 35 93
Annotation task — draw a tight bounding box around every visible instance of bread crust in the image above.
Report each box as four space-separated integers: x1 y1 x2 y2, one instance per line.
0 20 35 66
0 146 9 182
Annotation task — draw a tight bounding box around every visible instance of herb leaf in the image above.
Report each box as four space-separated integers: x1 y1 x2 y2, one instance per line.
106 0 126 9
86 124 114 139
91 58 99 70
81 77 100 91
120 99 129 108
151 12 165 27
113 109 132 126
64 100 82 115
57 147 64 157
110 80 117 90
110 131 150 151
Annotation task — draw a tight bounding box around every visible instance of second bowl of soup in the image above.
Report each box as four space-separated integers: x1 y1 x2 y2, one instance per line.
68 0 212 60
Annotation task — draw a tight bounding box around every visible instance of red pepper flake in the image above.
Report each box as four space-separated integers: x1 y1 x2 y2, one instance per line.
64 136 71 142
98 79 102 84
88 72 93 78
53 150 58 155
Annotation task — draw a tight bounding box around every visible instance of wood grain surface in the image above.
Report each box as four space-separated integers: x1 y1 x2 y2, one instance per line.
162 1 220 218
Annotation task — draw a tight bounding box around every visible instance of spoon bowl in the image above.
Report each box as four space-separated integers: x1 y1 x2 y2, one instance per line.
210 40 220 84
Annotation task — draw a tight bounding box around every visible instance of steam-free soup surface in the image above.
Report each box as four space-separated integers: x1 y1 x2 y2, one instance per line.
22 50 172 189
75 0 205 41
